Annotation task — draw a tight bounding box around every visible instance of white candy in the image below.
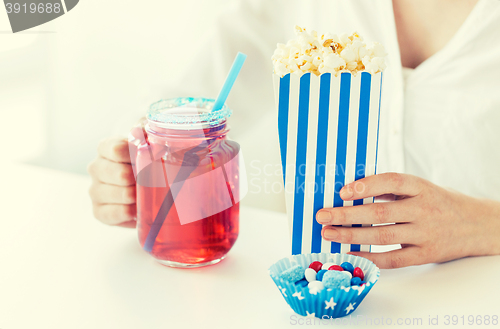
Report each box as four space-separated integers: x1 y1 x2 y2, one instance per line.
304 268 317 282
308 281 324 295
321 262 335 270
342 271 352 279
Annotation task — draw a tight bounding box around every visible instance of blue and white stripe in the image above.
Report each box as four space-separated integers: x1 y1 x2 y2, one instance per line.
274 72 382 255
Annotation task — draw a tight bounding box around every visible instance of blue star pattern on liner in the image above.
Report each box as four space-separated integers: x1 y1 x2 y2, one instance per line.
351 285 365 295
324 297 337 310
305 311 315 318
307 281 324 295
292 292 305 300
278 286 287 297
345 303 356 314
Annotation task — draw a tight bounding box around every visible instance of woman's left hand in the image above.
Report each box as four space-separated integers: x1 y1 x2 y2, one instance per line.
316 173 500 269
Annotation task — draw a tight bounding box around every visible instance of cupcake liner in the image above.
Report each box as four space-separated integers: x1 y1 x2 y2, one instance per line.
269 253 380 319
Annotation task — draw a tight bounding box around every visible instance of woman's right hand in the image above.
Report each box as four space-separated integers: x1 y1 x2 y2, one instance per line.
87 137 137 228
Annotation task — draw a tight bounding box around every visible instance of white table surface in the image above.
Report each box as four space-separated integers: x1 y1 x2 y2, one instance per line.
1 162 499 329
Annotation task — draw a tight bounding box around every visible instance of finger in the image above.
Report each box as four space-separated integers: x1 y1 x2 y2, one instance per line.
348 246 422 269
321 223 418 245
340 173 424 201
92 203 136 226
375 194 396 202
117 220 137 229
97 137 131 163
89 182 136 205
316 199 418 225
87 157 135 186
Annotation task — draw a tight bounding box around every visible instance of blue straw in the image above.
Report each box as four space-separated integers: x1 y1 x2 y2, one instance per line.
211 52 247 112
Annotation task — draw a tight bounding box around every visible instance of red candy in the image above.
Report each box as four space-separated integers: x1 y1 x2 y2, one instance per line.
353 267 364 280
309 261 323 272
328 265 344 271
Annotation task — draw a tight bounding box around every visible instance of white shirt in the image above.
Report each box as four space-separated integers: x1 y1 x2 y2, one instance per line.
161 0 500 211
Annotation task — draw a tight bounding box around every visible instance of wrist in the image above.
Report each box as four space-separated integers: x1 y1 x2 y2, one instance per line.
462 195 500 257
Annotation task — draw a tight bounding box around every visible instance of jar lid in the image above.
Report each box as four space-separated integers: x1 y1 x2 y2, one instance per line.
147 97 232 129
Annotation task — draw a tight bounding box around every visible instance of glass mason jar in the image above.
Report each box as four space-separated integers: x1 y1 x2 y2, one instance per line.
128 98 240 268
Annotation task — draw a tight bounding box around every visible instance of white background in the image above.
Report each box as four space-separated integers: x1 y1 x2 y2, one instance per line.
0 0 232 172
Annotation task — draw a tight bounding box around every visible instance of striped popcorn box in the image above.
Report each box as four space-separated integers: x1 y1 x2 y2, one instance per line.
273 72 382 255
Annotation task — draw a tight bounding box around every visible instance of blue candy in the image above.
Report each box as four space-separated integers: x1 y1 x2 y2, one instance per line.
295 279 309 287
351 277 362 286
316 269 328 281
341 262 355 274
322 270 351 289
280 264 305 282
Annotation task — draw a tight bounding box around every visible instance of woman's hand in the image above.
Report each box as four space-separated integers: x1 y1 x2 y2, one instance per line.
87 137 137 228
316 173 500 269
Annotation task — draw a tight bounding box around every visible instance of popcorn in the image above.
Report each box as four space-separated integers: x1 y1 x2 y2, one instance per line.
340 47 356 63
272 26 387 77
318 53 346 75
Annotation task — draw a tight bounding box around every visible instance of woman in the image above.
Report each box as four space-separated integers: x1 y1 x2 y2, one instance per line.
87 0 500 268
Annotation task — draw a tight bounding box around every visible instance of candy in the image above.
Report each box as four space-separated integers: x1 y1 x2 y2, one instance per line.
304 268 317 282
350 277 362 286
308 261 323 272
321 262 335 270
280 264 305 282
295 279 309 287
341 262 355 274
282 261 367 290
322 270 351 289
353 267 364 280
307 281 325 295
328 265 344 271
316 269 328 281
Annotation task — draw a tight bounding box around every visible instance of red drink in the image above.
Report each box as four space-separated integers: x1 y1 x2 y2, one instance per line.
129 98 240 267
